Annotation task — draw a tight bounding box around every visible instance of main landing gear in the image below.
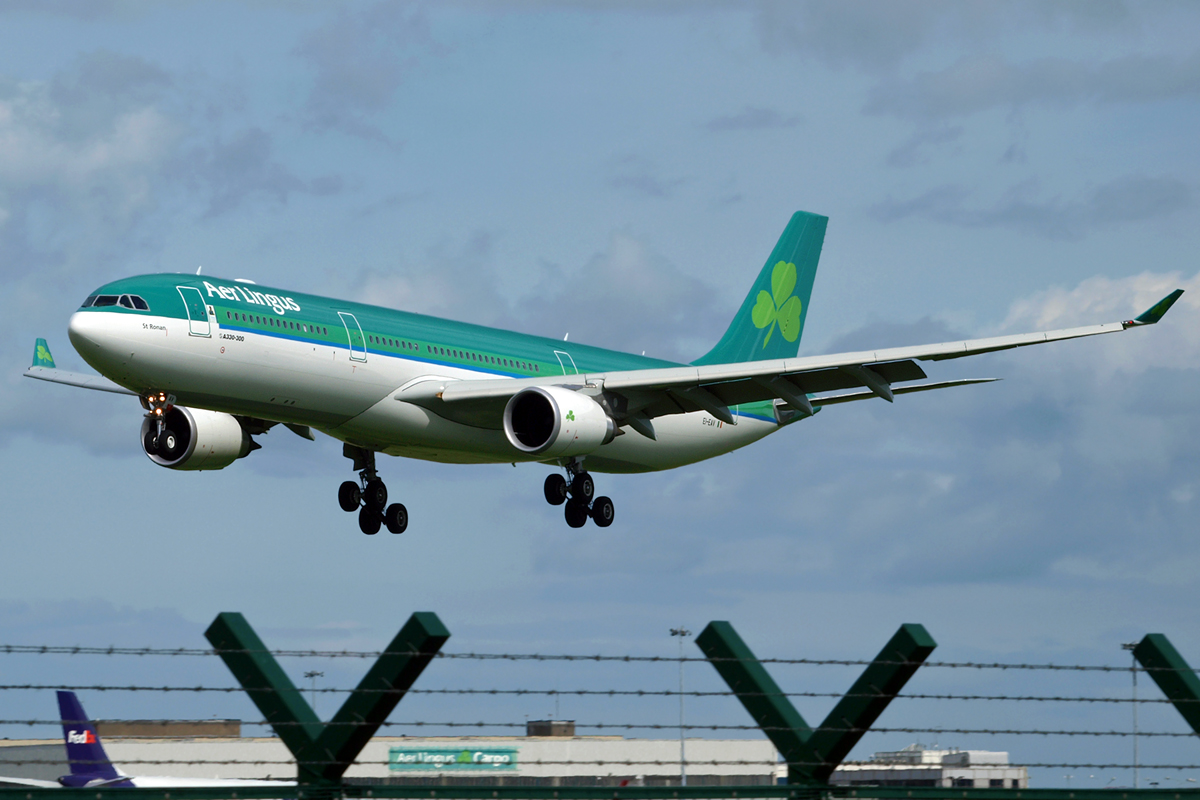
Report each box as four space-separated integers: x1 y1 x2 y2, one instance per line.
339 445 407 535
544 462 614 528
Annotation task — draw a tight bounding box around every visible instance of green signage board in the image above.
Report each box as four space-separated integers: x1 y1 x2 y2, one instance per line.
388 747 519 771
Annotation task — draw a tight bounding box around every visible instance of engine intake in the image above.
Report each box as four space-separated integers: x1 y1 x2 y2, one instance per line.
503 386 615 458
140 407 253 471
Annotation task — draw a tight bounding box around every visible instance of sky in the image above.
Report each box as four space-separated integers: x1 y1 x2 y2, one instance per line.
2 0 1200 787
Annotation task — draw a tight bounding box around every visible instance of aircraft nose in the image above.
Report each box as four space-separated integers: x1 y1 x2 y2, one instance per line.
68 311 103 350
68 310 124 358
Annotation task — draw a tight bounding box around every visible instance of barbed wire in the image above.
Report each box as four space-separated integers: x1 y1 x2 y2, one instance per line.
0 684 1189 706
0 645 1178 673
0 718 1195 739
1 756 1200 771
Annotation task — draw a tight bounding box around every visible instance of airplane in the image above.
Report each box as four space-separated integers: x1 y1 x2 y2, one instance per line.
24 211 1183 535
0 691 292 788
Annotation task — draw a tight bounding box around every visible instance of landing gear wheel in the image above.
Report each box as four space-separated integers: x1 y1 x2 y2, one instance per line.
571 472 595 502
364 479 388 511
159 429 182 460
590 496 615 528
338 481 361 512
358 506 381 535
144 430 160 455
544 474 568 505
565 501 589 529
385 503 408 534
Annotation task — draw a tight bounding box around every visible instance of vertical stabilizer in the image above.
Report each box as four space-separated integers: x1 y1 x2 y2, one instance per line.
33 338 56 369
692 211 827 365
57 691 124 785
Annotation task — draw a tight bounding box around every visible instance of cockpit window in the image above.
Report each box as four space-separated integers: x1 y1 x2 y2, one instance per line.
131 296 149 310
81 296 97 308
92 295 118 307
119 295 134 309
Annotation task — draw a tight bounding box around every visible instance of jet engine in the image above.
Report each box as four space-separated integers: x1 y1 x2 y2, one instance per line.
503 386 615 458
140 406 253 471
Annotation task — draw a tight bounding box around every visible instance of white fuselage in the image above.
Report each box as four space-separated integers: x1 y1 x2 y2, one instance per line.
68 309 783 473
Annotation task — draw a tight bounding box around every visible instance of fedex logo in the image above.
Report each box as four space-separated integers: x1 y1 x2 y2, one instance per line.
66 729 96 744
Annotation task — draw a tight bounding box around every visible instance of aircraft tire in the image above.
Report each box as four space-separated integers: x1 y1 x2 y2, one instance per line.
565 500 589 528
338 481 361 512
591 496 615 527
358 506 381 535
544 474 568 505
160 429 182 459
143 429 161 455
364 479 388 511
571 472 595 502
385 503 408 534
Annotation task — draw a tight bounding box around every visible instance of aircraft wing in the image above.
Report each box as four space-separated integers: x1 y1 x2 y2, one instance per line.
403 289 1184 433
0 777 62 788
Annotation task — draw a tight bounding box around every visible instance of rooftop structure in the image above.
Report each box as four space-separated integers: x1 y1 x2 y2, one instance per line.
830 744 1027 789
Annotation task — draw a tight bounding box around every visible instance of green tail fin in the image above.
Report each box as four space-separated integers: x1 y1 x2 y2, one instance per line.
32 338 56 369
692 211 827 366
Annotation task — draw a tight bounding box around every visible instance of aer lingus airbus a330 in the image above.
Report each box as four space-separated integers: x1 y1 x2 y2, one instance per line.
25 211 1183 534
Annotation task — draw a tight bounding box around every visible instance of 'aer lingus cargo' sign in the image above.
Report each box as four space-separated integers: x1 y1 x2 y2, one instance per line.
388 747 518 771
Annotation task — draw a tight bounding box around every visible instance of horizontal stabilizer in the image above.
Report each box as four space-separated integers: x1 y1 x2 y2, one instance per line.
24 366 136 396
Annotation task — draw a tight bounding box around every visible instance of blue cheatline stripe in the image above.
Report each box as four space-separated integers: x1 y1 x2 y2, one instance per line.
220 323 780 419
221 324 532 379
734 409 778 424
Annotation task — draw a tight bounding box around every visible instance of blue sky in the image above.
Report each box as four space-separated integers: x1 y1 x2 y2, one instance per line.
2 0 1200 785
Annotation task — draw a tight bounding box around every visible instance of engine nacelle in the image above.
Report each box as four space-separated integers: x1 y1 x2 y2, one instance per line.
140 406 252 471
503 386 615 458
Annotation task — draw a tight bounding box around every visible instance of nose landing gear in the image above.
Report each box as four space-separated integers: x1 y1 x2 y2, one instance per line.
339 445 407 535
141 391 179 457
545 463 614 528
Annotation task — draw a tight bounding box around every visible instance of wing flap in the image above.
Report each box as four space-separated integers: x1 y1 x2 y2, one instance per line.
809 378 999 407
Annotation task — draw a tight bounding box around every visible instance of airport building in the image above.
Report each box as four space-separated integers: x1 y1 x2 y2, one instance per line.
829 744 1028 789
0 721 775 787
0 722 1025 789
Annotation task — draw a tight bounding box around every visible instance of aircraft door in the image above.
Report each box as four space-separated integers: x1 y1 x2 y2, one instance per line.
177 286 211 337
554 350 578 375
338 312 367 362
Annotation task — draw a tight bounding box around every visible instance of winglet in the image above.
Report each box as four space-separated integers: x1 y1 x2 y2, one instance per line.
1128 289 1184 327
32 338 56 369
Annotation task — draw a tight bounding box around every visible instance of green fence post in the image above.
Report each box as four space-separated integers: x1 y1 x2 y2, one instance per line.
204 612 324 780
1133 633 1200 734
695 622 823 784
697 621 935 785
308 612 451 782
205 611 449 787
806 623 937 781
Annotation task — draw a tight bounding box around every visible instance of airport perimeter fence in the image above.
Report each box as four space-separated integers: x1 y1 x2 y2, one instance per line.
0 613 1199 800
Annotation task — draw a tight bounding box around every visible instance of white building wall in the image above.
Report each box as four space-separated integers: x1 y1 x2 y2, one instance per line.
93 737 777 782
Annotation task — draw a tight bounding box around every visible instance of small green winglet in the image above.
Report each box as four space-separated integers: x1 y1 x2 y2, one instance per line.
1133 289 1185 325
32 338 56 369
